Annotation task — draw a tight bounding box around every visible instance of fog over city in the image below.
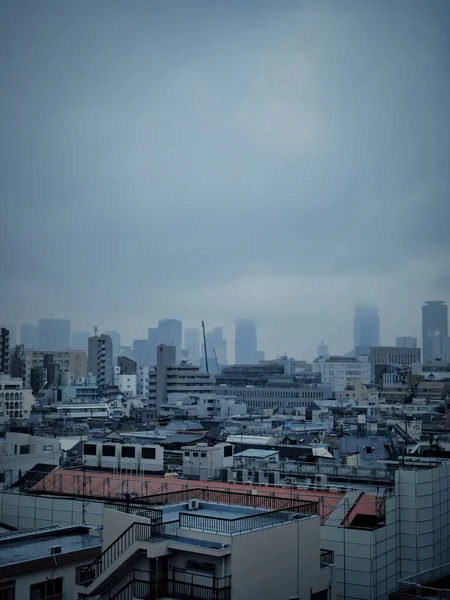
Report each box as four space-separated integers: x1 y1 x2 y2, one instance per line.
1 0 449 359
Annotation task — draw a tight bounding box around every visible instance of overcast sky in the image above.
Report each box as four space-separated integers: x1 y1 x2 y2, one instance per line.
1 0 449 360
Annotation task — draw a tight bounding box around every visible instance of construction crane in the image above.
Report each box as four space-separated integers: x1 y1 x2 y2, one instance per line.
212 348 220 375
202 321 209 374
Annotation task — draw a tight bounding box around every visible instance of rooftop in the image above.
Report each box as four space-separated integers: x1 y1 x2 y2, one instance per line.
234 449 279 459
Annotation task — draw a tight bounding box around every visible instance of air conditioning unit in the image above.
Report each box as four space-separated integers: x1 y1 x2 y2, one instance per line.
188 499 200 510
49 545 62 555
314 474 328 487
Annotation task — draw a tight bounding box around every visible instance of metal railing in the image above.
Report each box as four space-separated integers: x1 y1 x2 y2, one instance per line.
320 549 334 568
75 520 178 586
179 502 317 536
104 500 163 522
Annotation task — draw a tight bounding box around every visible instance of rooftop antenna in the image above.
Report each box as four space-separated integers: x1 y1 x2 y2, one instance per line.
94 326 98 336
202 321 209 374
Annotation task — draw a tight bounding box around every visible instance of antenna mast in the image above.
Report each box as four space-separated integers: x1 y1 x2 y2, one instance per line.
202 321 209 374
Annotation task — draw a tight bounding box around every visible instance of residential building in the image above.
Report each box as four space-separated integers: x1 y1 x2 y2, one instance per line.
369 346 421 382
113 366 137 396
9 345 26 384
70 330 90 351
0 373 34 424
0 327 10 373
422 300 448 361
317 340 330 357
0 525 101 600
235 318 257 364
20 323 38 348
353 304 380 355
396 336 417 348
312 355 371 393
184 327 200 365
73 491 333 600
155 344 176 412
53 375 99 405
160 393 247 420
23 349 87 387
137 364 150 398
133 338 150 365
104 330 121 358
147 326 159 365
38 318 71 350
117 355 137 374
0 431 62 476
158 319 182 362
88 333 113 387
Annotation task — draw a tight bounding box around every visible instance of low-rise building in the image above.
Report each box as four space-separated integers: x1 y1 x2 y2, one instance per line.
312 356 371 393
0 373 34 425
23 349 87 387
182 442 234 479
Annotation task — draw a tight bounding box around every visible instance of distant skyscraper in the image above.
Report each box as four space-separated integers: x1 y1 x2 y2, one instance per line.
0 328 10 373
158 319 182 362
422 301 448 361
133 339 150 365
71 331 90 351
104 330 121 358
317 341 329 357
184 328 200 365
88 333 113 387
38 319 71 351
203 327 227 365
148 327 159 365
353 304 380 355
235 319 257 364
396 336 417 349
256 350 265 363
20 324 38 348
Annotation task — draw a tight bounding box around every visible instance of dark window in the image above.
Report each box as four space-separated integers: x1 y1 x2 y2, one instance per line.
142 447 156 459
192 452 198 457
19 445 30 455
185 560 215 573
223 445 233 457
365 447 373 454
30 577 63 600
200 452 207 457
102 445 116 457
121 446 135 458
83 444 97 456
0 580 15 600
311 590 328 600
184 451 190 457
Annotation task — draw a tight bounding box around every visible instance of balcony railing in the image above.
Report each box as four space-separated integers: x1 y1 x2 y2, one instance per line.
75 520 179 586
320 549 334 568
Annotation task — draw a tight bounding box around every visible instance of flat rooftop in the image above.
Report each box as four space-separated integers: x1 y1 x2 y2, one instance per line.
160 501 272 522
0 525 100 567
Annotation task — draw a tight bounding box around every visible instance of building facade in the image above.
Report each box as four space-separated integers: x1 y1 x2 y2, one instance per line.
353 304 380 355
23 349 87 387
216 383 331 410
369 346 421 382
422 301 448 361
0 373 34 424
396 336 417 348
312 356 371 393
0 327 10 374
88 333 113 387
158 319 182 362
235 318 257 365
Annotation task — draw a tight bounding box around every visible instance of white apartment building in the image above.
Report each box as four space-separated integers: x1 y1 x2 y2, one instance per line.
113 366 137 396
74 491 335 600
182 442 234 479
0 373 34 424
312 356 371 393
137 364 150 397
0 431 61 479
160 393 247 420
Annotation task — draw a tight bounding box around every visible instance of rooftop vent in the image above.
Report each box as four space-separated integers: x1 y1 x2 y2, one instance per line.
49 545 62 555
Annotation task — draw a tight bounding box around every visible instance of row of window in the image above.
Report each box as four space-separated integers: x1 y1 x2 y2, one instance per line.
83 444 157 459
0 576 62 600
216 389 324 399
0 392 23 400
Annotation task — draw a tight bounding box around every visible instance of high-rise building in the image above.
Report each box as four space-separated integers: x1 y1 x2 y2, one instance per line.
256 350 266 363
0 328 10 374
158 319 182 362
317 341 329 357
431 335 450 362
353 304 380 355
148 327 159 365
203 327 227 366
155 344 177 413
38 318 71 351
20 324 38 348
71 331 90 351
133 339 150 366
104 330 121 358
235 319 257 364
183 328 200 365
422 301 448 362
88 333 113 387
396 336 417 349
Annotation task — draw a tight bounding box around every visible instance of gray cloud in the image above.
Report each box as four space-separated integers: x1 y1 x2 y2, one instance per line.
1 0 449 359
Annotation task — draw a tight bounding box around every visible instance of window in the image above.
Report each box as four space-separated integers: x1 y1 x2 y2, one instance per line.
102 445 116 457
0 580 15 600
192 452 198 457
30 577 63 600
142 447 156 460
20 445 31 455
200 452 207 457
83 444 97 456
121 446 136 458
184 451 190 457
223 445 233 457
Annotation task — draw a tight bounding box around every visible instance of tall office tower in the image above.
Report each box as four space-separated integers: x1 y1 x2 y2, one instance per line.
133 339 150 366
88 333 113 387
0 328 10 373
156 344 177 413
71 331 90 351
422 301 448 361
38 318 71 351
317 340 329 357
20 324 38 348
203 327 227 365
158 319 182 362
396 336 417 349
148 327 159 365
235 318 258 364
104 330 121 358
184 328 200 365
353 304 380 355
